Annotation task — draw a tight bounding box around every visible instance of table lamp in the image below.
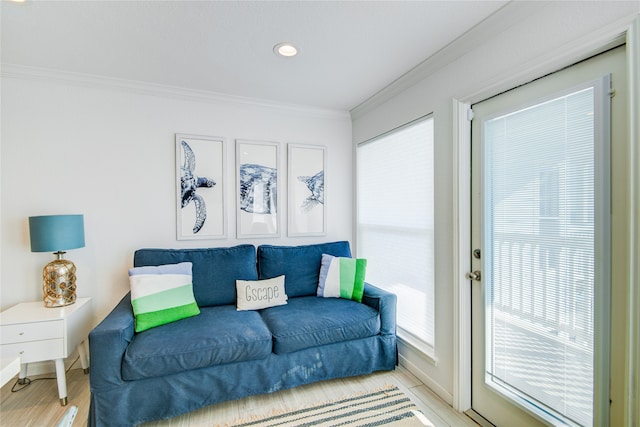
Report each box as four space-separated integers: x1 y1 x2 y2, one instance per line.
28 215 85 307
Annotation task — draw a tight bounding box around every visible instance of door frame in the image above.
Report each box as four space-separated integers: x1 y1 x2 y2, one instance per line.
625 17 640 427
451 18 640 424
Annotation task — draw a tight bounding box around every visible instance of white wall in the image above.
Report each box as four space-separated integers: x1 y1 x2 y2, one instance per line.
0 71 352 324
352 0 639 412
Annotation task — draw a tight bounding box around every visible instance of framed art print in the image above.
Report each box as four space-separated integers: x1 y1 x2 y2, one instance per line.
236 140 280 238
288 144 326 236
176 134 226 240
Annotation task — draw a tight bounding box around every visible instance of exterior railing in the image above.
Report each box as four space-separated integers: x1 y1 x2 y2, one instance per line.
490 231 594 351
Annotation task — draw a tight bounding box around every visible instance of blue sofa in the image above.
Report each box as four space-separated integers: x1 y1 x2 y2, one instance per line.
88 241 397 427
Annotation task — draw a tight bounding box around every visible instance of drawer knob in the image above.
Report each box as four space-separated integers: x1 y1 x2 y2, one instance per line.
19 332 24 335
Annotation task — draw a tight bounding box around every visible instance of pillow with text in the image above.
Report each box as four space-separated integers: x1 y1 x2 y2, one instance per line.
236 275 288 311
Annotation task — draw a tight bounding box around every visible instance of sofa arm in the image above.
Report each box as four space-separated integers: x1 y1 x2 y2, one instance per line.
362 282 396 337
88 293 135 391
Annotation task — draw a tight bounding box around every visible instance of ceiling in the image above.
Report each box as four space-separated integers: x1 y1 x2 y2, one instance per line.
1 1 509 111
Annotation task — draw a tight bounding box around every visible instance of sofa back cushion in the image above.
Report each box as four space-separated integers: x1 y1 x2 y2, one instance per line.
133 245 257 307
257 241 351 298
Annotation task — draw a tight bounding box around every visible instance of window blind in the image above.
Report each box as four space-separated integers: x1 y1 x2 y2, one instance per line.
357 116 435 350
484 87 597 426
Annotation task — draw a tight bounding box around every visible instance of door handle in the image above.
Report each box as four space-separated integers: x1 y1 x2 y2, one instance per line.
466 271 481 281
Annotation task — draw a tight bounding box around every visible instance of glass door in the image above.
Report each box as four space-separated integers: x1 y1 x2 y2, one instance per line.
470 46 624 426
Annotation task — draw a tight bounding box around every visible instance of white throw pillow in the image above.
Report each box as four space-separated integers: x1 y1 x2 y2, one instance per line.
236 275 288 311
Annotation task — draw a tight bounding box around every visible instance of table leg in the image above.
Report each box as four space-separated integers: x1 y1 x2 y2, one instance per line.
18 363 28 385
77 340 90 374
54 358 68 406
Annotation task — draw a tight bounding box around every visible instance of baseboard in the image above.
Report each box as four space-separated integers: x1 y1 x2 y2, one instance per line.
465 409 496 427
398 352 454 406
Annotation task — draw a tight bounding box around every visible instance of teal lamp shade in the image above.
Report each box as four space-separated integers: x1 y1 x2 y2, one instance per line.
29 215 85 253
28 215 85 307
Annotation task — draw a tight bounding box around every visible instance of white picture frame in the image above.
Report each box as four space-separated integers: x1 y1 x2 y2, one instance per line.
236 139 280 238
288 144 326 236
176 134 226 240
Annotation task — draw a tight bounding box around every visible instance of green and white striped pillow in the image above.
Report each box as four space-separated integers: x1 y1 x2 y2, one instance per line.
129 262 200 332
317 254 367 302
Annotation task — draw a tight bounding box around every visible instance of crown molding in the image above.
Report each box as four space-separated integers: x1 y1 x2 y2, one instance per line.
0 63 350 120
349 1 535 120
350 2 636 120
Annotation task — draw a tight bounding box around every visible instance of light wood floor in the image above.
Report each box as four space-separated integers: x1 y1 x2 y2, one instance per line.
0 365 478 427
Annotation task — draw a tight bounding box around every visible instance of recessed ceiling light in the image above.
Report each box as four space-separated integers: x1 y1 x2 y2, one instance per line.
273 43 298 58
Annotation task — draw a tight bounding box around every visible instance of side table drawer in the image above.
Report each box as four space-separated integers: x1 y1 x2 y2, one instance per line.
1 321 63 344
1 338 64 363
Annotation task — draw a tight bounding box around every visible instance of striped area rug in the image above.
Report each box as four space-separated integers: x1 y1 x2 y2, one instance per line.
226 385 432 427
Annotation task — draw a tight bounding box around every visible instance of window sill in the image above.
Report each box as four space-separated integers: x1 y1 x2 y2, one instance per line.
397 331 438 366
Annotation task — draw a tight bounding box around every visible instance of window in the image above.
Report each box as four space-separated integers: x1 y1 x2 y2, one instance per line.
356 116 435 353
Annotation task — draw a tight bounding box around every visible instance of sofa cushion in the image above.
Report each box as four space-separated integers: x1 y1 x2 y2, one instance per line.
122 305 272 380
133 245 258 307
317 254 367 303
259 296 380 354
129 262 200 332
257 241 351 297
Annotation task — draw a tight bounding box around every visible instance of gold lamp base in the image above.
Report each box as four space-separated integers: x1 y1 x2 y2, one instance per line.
42 251 77 308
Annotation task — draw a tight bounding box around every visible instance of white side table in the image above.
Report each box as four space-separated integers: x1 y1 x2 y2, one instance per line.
0 297 92 405
0 356 20 387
